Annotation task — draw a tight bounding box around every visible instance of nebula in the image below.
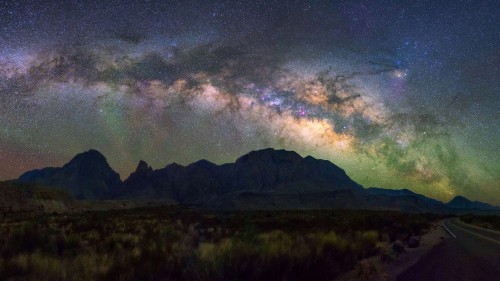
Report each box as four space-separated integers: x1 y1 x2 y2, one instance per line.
0 0 498 204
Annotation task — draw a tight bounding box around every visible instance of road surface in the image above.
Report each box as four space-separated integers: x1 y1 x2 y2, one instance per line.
397 218 500 281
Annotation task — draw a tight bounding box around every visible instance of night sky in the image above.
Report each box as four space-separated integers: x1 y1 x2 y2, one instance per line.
0 0 498 204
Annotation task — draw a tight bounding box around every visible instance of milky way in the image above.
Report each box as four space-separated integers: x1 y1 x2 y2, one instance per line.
0 0 498 204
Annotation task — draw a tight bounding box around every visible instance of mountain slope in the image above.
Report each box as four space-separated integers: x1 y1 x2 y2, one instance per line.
447 196 499 211
119 148 363 204
14 148 499 213
19 150 121 200
0 181 80 213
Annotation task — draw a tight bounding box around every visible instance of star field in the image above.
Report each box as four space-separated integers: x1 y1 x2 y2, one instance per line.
0 0 498 204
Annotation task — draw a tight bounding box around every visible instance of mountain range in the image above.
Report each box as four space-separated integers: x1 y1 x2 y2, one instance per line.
12 148 500 214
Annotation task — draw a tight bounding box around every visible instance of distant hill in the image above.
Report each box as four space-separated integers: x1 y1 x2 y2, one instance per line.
15 148 500 214
0 181 80 213
447 195 499 211
19 149 121 200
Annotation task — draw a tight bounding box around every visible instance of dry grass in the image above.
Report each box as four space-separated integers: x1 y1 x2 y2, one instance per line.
0 206 437 281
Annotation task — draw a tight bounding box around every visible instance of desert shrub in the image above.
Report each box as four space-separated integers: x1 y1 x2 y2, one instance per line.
259 230 296 259
312 231 348 252
4 253 62 281
56 233 82 257
0 206 438 281
195 239 237 276
3 222 57 257
189 229 368 281
306 231 357 279
5 254 30 277
70 253 113 281
190 237 258 280
353 230 379 258
104 233 124 252
28 252 63 281
84 229 101 244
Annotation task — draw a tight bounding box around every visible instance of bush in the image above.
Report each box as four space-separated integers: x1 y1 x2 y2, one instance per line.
4 222 57 256
4 253 62 280
0 206 438 281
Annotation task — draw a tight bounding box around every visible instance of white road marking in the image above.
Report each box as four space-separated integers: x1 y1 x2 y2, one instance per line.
443 220 456 238
449 219 500 246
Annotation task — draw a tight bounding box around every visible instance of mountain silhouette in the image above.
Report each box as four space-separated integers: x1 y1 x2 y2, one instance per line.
15 148 499 213
447 195 499 211
19 149 121 200
119 148 363 205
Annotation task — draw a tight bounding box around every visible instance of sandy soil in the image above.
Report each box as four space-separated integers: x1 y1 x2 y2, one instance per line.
335 220 449 281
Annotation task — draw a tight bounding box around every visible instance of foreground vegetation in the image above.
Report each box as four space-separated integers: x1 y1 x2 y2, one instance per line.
0 206 439 281
460 214 500 231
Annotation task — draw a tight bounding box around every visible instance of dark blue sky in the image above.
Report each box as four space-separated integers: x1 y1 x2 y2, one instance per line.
0 0 498 204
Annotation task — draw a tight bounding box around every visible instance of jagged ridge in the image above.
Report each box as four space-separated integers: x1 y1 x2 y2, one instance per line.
16 148 500 213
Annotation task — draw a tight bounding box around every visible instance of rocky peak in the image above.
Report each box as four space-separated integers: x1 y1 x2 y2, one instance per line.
449 195 469 204
64 149 112 170
235 148 303 164
19 149 121 200
188 159 217 169
447 195 498 210
70 149 106 162
135 160 153 174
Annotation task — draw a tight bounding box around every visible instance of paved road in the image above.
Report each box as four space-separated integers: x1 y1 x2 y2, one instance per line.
397 219 500 281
